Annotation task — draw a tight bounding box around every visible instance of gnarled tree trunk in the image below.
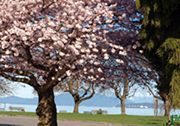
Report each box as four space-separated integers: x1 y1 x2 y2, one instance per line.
36 86 57 126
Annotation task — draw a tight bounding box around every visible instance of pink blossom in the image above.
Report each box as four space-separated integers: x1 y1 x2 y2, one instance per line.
116 59 124 64
0 0 144 123
97 68 103 73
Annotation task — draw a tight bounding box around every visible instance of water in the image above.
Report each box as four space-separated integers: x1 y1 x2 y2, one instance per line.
1 103 180 116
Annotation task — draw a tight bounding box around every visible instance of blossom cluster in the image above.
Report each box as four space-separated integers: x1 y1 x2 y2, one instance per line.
0 0 143 86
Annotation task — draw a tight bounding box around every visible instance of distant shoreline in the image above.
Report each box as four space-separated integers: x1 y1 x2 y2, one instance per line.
0 95 156 108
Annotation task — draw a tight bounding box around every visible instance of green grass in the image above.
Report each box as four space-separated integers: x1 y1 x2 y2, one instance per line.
0 111 37 117
0 111 169 126
57 113 168 126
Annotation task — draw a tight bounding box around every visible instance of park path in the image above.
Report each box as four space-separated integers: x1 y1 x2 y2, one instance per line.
0 115 136 126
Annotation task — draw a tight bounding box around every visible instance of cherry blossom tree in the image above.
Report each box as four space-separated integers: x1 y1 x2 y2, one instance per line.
0 0 143 125
97 53 157 115
93 0 156 115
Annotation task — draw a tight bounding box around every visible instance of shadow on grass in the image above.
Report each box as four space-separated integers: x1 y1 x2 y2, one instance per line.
0 124 20 126
147 122 158 125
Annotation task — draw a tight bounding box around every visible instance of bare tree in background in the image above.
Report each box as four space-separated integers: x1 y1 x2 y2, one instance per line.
111 79 137 115
57 78 95 113
0 78 13 96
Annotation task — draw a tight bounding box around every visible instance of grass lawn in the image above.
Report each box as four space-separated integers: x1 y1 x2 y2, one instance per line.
0 111 169 126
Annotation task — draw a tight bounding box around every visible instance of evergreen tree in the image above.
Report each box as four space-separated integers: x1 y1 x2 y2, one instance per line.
136 0 180 116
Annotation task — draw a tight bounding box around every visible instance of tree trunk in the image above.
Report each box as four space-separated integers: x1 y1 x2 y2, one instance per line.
164 98 171 116
73 101 80 113
160 93 171 116
121 98 126 115
36 87 57 126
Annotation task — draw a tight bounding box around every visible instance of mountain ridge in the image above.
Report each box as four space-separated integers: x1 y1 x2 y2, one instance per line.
0 93 156 107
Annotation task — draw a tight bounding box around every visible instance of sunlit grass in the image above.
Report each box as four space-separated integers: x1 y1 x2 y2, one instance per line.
57 113 168 126
0 111 169 126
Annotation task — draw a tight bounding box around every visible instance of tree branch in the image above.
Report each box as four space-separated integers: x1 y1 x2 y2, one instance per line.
144 83 162 100
79 84 95 103
41 56 80 92
114 87 122 100
24 45 49 71
0 67 40 92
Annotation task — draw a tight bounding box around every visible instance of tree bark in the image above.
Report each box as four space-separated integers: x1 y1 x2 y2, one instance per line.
36 86 57 126
120 78 128 115
160 93 171 116
163 98 171 116
73 101 80 113
121 98 126 115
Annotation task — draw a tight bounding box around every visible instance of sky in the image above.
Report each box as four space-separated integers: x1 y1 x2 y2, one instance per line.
11 82 37 98
6 82 63 98
5 82 154 98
